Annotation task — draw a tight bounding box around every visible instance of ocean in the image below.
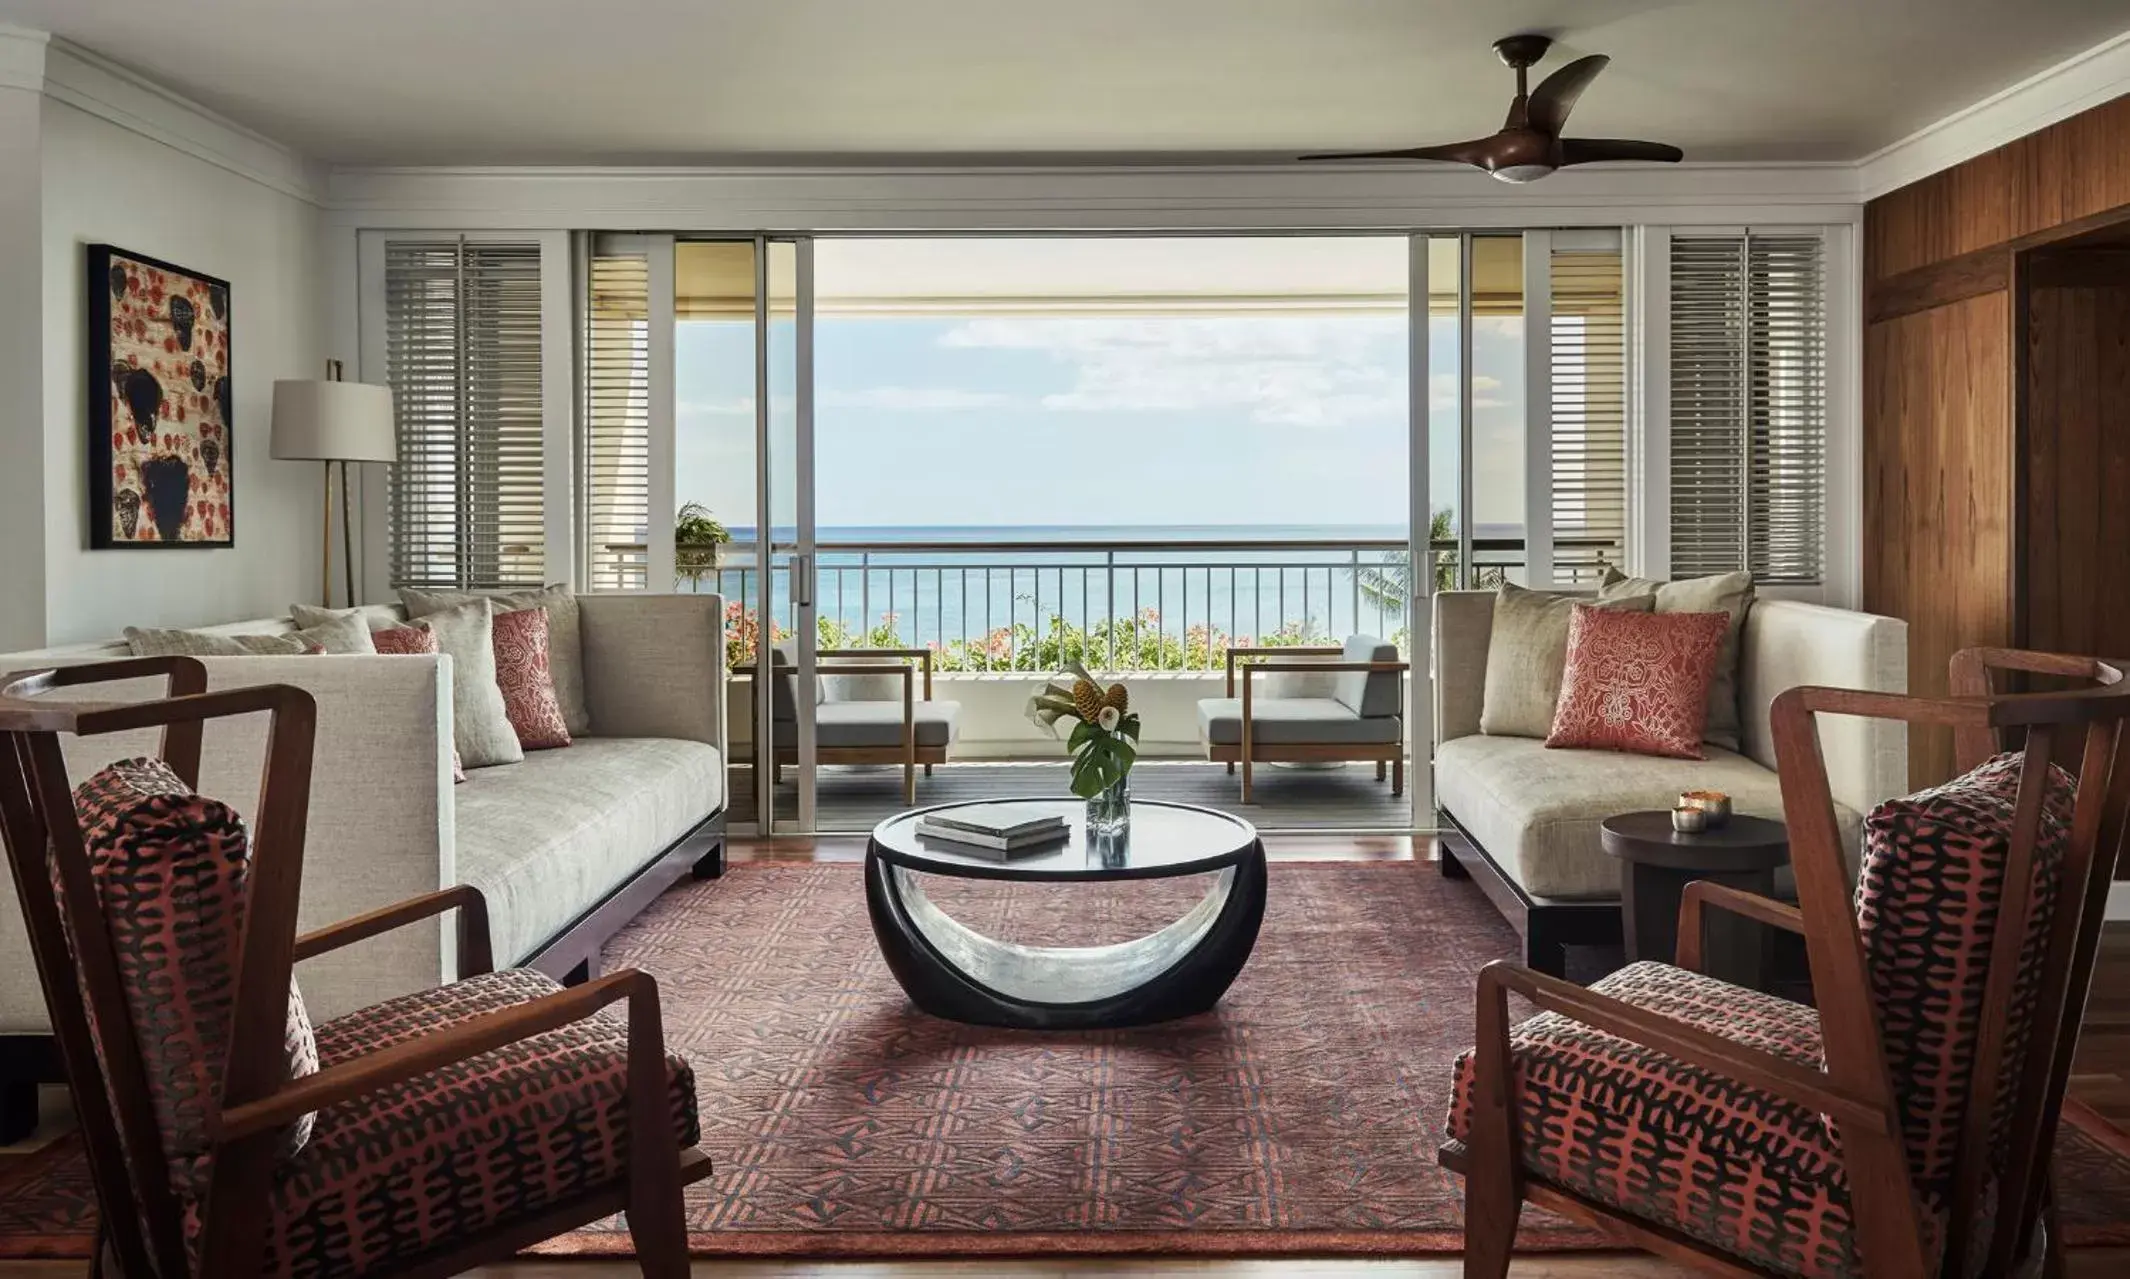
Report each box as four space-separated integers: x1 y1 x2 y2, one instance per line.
697 522 1517 658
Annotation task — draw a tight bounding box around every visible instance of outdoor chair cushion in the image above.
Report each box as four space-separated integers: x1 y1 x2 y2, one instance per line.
813 700 960 749
1445 961 1868 1279
453 737 723 966
1333 634 1402 718
245 967 699 1279
1195 697 1401 746
1434 733 1862 899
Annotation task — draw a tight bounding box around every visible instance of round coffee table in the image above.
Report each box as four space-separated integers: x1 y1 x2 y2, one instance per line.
865 799 1266 1029
1600 810 1789 989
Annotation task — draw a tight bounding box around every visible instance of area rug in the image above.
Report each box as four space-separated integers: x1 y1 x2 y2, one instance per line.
5 860 2130 1261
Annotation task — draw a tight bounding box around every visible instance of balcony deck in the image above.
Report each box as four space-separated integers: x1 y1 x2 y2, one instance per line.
730 759 1414 833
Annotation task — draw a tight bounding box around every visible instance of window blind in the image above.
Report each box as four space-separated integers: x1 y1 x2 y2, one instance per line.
1548 247 1627 584
1668 232 1826 585
383 239 546 590
583 247 652 590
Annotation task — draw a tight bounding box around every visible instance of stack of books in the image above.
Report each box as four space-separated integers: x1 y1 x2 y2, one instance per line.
915 803 1070 859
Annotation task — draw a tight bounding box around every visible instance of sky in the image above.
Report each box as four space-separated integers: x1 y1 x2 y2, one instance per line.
673 268 1528 536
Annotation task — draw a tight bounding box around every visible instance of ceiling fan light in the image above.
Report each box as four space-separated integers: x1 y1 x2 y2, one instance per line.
1491 163 1556 184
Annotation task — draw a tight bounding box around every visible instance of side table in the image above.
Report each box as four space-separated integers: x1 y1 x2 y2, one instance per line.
1599 810 1789 991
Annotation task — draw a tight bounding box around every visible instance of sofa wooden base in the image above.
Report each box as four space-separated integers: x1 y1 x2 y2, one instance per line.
1435 809 1622 978
531 810 727 986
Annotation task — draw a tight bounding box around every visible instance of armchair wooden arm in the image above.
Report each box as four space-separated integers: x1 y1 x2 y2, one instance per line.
293 884 494 976
218 969 661 1139
1223 645 1343 695
1474 960 1893 1138
1675 881 1803 975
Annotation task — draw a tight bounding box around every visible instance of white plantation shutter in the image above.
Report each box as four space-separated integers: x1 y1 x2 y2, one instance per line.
583 248 652 590
383 239 546 589
1668 232 1827 585
1548 246 1627 584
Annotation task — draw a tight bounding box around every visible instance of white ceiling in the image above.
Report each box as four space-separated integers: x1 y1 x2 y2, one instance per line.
4 0 2127 167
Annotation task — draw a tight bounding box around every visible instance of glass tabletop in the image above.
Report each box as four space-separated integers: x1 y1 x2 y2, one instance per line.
869 798 1260 882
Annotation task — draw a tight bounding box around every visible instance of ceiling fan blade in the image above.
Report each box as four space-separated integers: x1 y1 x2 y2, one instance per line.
1527 54 1610 135
1300 138 1497 165
1559 137 1684 165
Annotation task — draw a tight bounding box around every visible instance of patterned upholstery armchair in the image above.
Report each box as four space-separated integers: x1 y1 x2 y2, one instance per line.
0 657 711 1279
1440 646 2130 1279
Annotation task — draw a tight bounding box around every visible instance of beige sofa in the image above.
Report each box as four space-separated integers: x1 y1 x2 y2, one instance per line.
1431 590 1907 973
0 593 727 1141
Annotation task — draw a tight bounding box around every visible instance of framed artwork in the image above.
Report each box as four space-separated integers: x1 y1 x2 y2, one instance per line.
87 245 233 548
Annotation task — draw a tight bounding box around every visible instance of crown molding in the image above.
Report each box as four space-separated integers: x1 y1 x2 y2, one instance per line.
36 37 324 204
0 23 49 93
1857 29 2130 202
325 160 1864 232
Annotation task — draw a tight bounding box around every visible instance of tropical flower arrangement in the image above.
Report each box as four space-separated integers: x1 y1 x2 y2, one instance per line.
1027 662 1141 801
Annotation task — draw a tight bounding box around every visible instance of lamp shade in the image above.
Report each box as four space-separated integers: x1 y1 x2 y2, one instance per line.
270 379 395 463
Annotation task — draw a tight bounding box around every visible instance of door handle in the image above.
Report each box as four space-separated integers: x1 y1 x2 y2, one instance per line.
793 554 813 608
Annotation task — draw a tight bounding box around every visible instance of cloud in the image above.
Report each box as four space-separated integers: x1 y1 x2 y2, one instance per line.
939 315 1407 428
1429 373 1508 413
818 386 1014 412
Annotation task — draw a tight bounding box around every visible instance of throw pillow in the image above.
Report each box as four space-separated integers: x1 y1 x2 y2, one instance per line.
415 600 521 770
1478 583 1655 739
282 609 376 655
373 624 466 783
288 603 406 635
400 585 588 736
1546 605 1730 759
70 757 318 1192
493 607 572 750
1598 568 1756 751
125 627 318 658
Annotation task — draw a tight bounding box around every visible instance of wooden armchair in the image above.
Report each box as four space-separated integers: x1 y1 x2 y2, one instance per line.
747 646 961 804
0 657 711 1279
1442 645 2130 1279
1198 636 1409 804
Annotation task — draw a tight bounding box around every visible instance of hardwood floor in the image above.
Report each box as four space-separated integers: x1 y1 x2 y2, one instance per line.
4 836 2126 1277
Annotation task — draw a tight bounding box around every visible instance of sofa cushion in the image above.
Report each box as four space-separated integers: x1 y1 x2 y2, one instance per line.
493 607 571 751
452 738 722 966
1435 734 1862 900
1546 605 1730 760
1333 635 1401 718
1196 697 1401 746
402 585 589 737
1480 584 1654 739
1600 568 1756 752
815 700 960 749
421 599 523 771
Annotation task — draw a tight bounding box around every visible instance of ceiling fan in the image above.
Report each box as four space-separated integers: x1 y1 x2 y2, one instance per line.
1303 34 1682 183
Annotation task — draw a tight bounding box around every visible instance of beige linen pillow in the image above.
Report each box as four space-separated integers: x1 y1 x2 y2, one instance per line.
1597 568 1755 751
124 627 317 658
420 598 523 770
277 609 376 654
401 585 588 736
1478 583 1654 739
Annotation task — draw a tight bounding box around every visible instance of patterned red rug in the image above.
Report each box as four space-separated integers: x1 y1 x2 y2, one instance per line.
4 860 2130 1260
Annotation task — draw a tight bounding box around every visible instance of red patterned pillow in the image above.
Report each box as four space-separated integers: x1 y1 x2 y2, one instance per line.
1545 605 1729 759
494 607 572 750
374 624 466 783
67 759 318 1193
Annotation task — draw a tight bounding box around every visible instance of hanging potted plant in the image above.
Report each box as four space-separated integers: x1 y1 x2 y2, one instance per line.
1027 662 1141 836
675 502 730 588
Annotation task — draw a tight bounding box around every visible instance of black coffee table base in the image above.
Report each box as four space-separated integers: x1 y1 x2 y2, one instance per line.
864 841 1268 1030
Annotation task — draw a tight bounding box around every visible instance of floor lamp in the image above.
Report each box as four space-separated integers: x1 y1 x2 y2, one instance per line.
271 362 395 608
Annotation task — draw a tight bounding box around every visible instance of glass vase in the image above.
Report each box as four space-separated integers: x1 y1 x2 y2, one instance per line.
1085 772 1131 839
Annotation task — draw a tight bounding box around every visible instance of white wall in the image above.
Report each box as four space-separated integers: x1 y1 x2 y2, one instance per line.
0 70 45 651
39 99 325 644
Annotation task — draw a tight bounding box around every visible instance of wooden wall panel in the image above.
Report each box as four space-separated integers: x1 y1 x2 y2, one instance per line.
1867 93 2130 282
2023 262 2130 660
1863 291 2014 788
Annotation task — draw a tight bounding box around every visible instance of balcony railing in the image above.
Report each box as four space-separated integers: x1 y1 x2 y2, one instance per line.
645 535 1613 673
